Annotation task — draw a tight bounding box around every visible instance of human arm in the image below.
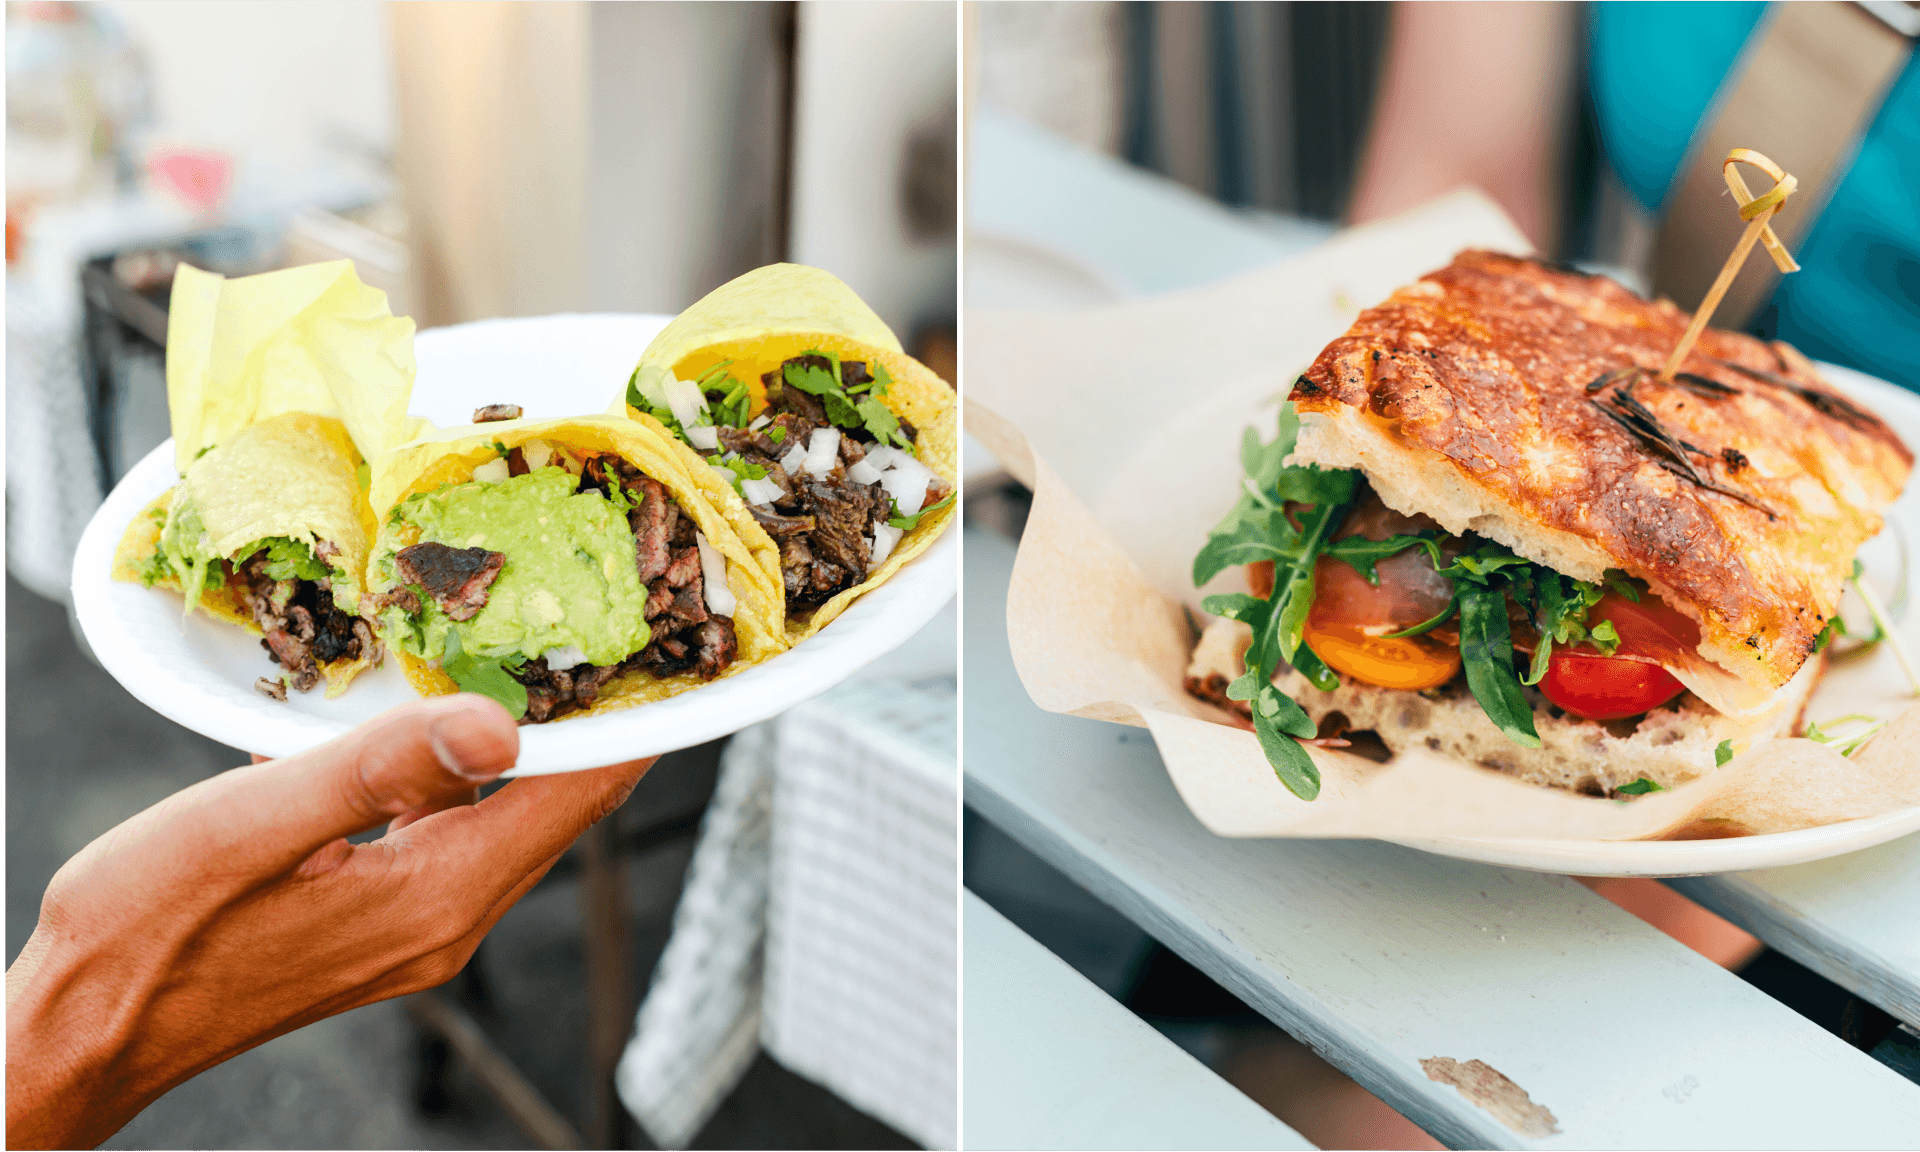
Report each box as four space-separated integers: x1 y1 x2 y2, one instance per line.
1348 0 1574 250
5 694 654 1149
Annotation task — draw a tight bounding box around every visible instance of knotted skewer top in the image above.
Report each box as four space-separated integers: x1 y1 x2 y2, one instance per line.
1659 148 1800 381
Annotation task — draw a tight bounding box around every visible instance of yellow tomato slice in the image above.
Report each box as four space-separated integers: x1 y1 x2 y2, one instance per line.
1303 621 1462 691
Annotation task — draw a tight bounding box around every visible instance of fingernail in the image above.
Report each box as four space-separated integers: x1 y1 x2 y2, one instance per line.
430 714 508 781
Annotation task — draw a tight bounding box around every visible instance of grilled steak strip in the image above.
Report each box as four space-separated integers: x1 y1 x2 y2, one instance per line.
394 543 507 621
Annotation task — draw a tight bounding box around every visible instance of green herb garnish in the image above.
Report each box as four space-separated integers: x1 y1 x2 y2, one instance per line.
1715 739 1735 766
1193 407 1354 799
440 628 529 720
1804 713 1887 757
889 491 954 532
1616 777 1665 795
785 351 914 451
236 537 332 583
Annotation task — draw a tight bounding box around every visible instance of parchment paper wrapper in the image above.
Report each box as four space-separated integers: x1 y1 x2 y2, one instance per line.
968 190 1920 840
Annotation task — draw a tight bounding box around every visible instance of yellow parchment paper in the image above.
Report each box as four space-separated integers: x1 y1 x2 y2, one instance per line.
968 190 1920 840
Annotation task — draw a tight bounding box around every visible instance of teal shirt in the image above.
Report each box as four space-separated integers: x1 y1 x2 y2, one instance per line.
1590 2 1920 391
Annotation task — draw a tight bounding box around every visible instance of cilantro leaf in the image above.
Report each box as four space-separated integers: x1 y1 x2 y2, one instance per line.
440 629 528 720
1616 777 1664 795
1714 739 1735 766
768 425 787 444
712 454 769 496
890 491 954 531
236 537 331 583
870 361 893 397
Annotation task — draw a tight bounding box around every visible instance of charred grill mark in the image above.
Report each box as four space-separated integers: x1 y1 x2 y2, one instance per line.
1711 356 1882 431
1591 391 1777 519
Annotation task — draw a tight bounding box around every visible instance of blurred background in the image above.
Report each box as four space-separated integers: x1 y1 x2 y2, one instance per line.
965 2 1920 1148
8 1 956 1149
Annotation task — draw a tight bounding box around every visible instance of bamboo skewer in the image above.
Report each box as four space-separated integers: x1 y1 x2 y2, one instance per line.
1659 149 1800 380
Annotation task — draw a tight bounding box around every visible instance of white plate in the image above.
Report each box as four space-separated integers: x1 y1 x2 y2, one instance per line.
71 314 957 775
1393 362 1920 876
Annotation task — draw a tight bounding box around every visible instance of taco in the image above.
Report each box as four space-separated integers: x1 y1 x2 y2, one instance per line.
112 260 418 699
620 264 957 641
364 410 785 724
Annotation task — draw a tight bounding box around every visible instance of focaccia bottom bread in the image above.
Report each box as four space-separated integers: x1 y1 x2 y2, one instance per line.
1186 618 1821 797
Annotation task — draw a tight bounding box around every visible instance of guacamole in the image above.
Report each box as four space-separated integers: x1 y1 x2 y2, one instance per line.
381 466 651 669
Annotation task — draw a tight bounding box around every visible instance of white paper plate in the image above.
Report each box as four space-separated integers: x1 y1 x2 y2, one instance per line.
71 314 957 774
1387 363 1920 876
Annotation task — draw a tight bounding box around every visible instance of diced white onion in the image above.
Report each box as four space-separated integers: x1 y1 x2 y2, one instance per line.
472 457 510 483
522 439 553 470
740 477 783 506
636 373 670 411
880 454 934 516
710 465 740 489
686 424 721 450
847 458 884 485
779 442 808 473
863 443 905 472
540 644 588 670
748 414 771 432
694 531 737 616
870 522 903 567
664 376 709 431
803 426 841 478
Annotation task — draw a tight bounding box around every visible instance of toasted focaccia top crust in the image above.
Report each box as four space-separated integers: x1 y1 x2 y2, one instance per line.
1288 250 1912 691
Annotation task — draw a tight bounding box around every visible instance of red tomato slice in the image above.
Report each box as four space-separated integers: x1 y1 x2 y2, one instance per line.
1540 652 1686 719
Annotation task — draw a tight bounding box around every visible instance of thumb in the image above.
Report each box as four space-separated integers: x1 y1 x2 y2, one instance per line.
209 694 520 876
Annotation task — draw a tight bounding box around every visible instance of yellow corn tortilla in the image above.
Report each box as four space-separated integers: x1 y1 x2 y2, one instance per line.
111 414 379 695
620 265 957 641
368 414 787 718
112 261 417 696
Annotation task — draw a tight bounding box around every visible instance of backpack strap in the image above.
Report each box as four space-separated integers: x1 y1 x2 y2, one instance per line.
1651 1 1913 326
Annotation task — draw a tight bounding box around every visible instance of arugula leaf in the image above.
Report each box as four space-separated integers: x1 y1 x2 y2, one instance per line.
1193 408 1359 797
1323 532 1435 584
890 491 955 531
1383 596 1457 639
1616 777 1664 795
1457 584 1541 747
440 629 529 720
1714 739 1735 766
1250 684 1323 800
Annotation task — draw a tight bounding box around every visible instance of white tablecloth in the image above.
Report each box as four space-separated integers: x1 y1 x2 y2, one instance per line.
618 604 957 1150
